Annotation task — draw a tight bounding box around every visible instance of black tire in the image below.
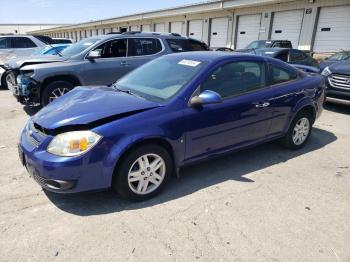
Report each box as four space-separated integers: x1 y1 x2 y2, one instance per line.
280 111 313 150
41 80 74 106
113 144 173 201
1 71 9 90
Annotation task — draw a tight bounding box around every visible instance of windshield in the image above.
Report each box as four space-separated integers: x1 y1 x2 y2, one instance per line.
61 38 101 57
246 40 267 49
328 51 350 61
115 56 207 102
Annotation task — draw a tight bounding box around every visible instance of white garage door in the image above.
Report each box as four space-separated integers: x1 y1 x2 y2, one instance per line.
313 5 350 52
142 24 151 32
271 10 304 48
189 20 203 41
236 14 261 49
210 17 229 48
130 25 139 31
155 23 165 33
170 22 183 35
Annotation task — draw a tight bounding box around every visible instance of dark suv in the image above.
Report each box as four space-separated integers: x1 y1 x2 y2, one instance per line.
6 32 209 106
322 60 350 105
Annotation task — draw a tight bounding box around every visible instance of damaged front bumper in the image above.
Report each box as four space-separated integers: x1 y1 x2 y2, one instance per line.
7 70 41 105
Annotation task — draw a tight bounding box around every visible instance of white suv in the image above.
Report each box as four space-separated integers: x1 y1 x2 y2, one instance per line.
0 35 52 88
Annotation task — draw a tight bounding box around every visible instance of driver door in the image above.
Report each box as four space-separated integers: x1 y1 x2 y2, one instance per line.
184 60 273 161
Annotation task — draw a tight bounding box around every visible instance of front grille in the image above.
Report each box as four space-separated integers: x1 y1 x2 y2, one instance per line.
328 74 350 90
26 121 47 148
26 131 40 148
32 172 48 188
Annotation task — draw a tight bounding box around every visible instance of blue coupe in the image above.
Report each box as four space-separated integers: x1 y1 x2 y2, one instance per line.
19 52 325 201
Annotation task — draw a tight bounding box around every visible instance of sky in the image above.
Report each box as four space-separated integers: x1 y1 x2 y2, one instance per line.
0 0 206 24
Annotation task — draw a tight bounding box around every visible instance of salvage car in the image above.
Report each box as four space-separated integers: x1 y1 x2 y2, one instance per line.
19 52 325 201
0 35 54 88
8 32 209 106
236 40 292 53
322 60 350 105
254 48 319 72
32 44 71 56
319 50 350 71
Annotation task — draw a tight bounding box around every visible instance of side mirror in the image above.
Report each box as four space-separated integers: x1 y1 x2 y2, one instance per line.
87 50 101 60
190 90 223 107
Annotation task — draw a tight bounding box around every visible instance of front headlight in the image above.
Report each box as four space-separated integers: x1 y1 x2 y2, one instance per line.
321 66 332 77
47 131 102 157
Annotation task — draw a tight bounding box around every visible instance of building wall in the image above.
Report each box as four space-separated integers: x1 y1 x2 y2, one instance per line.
0 24 66 35
31 0 350 53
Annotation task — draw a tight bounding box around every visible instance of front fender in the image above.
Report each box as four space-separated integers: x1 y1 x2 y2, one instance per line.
101 133 183 187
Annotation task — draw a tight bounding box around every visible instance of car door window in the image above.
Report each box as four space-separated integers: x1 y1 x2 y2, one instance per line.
200 61 266 98
127 38 162 56
0 37 11 49
289 50 307 62
12 37 36 48
189 40 208 51
275 51 288 62
93 39 127 58
270 65 297 85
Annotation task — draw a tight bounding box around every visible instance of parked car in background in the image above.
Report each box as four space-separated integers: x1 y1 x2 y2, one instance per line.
53 38 73 44
18 52 325 200
320 50 350 71
322 60 350 105
212 47 233 52
254 48 319 72
32 44 71 56
236 40 293 53
9 32 209 106
0 35 54 88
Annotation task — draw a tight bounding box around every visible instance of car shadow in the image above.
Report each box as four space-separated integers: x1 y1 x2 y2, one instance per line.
44 127 337 216
23 105 41 116
324 102 350 115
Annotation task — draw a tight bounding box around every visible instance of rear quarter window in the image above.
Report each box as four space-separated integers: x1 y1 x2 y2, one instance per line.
270 65 298 85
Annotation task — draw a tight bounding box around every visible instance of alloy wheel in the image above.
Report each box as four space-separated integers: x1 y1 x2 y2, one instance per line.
292 117 310 146
127 153 166 195
49 87 71 102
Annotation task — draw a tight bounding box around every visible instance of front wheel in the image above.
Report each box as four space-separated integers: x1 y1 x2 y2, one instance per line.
113 145 173 201
41 80 74 106
280 111 313 150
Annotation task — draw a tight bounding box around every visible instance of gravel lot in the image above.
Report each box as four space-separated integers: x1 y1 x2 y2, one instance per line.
0 89 349 262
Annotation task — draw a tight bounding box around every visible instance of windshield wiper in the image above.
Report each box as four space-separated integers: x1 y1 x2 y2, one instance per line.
113 85 143 98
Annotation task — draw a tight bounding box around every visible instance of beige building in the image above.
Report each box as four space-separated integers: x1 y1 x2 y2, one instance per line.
30 0 350 54
0 24 68 35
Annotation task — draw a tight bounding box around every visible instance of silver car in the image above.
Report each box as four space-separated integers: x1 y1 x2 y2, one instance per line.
0 35 52 88
6 32 209 106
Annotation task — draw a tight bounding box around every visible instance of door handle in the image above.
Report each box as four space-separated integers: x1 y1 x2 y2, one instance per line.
120 61 130 66
254 102 270 108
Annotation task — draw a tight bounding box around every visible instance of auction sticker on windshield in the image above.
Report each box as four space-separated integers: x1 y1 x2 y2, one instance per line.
178 60 201 67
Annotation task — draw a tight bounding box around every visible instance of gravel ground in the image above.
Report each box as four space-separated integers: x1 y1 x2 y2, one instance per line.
0 89 349 262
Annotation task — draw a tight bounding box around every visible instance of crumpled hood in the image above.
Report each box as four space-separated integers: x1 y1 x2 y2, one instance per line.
4 55 67 70
33 86 160 131
329 60 350 75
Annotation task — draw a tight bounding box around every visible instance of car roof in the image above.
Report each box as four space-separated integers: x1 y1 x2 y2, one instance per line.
166 51 266 62
95 32 196 40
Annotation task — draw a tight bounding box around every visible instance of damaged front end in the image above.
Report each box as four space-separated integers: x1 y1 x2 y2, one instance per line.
7 68 41 105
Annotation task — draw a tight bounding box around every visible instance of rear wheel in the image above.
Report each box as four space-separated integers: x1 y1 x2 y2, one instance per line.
41 80 74 106
113 144 173 201
280 111 313 150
